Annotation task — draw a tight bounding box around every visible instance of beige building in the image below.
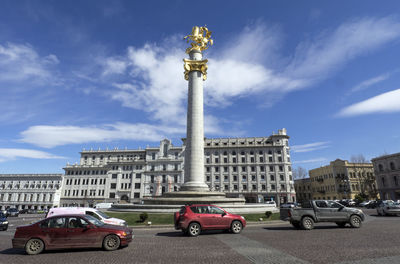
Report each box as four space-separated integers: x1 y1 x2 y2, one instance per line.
371 152 400 200
308 159 377 200
294 178 312 203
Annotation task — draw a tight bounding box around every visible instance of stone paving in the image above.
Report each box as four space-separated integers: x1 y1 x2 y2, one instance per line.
0 209 399 264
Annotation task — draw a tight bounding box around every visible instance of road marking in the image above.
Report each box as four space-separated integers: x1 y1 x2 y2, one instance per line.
216 234 310 264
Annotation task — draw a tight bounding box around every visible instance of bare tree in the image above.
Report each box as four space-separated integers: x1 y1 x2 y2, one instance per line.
293 166 308 180
350 154 369 163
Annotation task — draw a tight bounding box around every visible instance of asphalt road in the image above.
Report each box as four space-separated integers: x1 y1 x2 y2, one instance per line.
0 209 399 264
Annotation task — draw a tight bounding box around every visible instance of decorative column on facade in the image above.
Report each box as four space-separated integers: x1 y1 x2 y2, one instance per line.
180 26 213 192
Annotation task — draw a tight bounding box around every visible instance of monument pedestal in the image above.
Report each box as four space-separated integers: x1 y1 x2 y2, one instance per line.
141 191 245 205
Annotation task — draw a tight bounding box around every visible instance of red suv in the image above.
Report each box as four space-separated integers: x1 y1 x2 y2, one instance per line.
174 204 246 236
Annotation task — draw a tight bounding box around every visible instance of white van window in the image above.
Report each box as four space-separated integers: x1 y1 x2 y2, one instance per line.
95 210 111 219
85 211 101 220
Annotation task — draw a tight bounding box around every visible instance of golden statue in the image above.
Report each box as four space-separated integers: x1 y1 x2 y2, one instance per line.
184 26 213 54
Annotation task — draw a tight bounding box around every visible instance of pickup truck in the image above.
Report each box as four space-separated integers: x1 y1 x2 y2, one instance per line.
280 200 365 230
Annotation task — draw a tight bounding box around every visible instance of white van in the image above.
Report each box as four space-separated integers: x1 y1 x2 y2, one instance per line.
95 203 113 209
46 207 127 226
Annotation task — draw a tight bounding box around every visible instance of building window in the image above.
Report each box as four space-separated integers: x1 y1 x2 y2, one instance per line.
390 162 396 170
112 174 117 179
110 183 116 189
270 175 275 181
262 184 266 190
271 184 275 190
280 175 284 181
382 177 385 186
394 176 398 186
135 183 141 189
109 193 115 198
243 185 247 190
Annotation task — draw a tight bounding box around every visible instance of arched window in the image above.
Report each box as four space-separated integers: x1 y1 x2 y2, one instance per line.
378 164 384 172
390 162 396 170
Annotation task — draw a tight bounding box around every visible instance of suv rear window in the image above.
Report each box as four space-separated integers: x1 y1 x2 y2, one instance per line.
179 206 186 214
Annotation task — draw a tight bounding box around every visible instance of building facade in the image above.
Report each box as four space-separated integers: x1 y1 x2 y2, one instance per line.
61 129 295 206
294 178 312 203
308 159 377 200
371 153 400 200
0 174 63 210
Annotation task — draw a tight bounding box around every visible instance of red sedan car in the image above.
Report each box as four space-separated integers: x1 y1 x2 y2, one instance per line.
174 204 246 236
12 214 133 255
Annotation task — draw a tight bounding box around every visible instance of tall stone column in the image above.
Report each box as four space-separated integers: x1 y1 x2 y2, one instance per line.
181 50 209 192
180 26 213 192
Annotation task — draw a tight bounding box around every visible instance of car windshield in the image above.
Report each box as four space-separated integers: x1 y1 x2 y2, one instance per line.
84 214 105 227
95 210 111 219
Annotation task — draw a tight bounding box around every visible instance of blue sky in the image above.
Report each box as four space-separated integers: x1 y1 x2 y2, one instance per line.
1 0 400 174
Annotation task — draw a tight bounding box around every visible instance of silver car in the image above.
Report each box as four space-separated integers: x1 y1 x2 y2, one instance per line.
377 201 400 216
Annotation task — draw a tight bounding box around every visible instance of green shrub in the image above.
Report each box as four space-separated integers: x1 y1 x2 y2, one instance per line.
265 211 272 218
139 212 148 222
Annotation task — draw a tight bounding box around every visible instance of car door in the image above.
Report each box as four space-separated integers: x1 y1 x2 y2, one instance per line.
40 217 68 248
208 206 230 229
191 206 214 228
65 216 98 247
314 201 332 221
326 201 348 221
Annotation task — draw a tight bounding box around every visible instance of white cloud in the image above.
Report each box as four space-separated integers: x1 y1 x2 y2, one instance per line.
285 16 400 84
19 122 186 148
338 88 400 117
0 42 59 83
101 16 400 128
292 158 327 164
349 73 391 93
0 148 65 162
291 142 330 153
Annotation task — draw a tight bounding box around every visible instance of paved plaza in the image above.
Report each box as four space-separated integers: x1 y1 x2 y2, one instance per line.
0 209 399 264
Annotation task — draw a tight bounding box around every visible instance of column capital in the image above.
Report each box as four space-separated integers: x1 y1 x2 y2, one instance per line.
183 59 208 81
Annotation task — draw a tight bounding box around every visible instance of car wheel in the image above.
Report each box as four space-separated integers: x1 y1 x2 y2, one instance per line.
231 220 243 234
349 215 362 228
336 222 346 228
301 216 314 230
188 222 201 237
25 238 45 255
103 234 121 251
291 221 301 229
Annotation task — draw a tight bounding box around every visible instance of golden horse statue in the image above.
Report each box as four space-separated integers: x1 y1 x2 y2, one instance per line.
184 26 213 54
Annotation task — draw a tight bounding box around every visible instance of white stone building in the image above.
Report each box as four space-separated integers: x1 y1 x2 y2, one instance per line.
61 129 295 206
61 139 184 207
0 174 63 210
372 152 400 200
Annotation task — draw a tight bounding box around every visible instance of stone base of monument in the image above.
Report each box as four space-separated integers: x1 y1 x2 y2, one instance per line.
110 191 278 214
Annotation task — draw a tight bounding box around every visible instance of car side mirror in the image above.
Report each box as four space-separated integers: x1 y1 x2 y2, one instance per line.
338 206 344 211
221 212 226 217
